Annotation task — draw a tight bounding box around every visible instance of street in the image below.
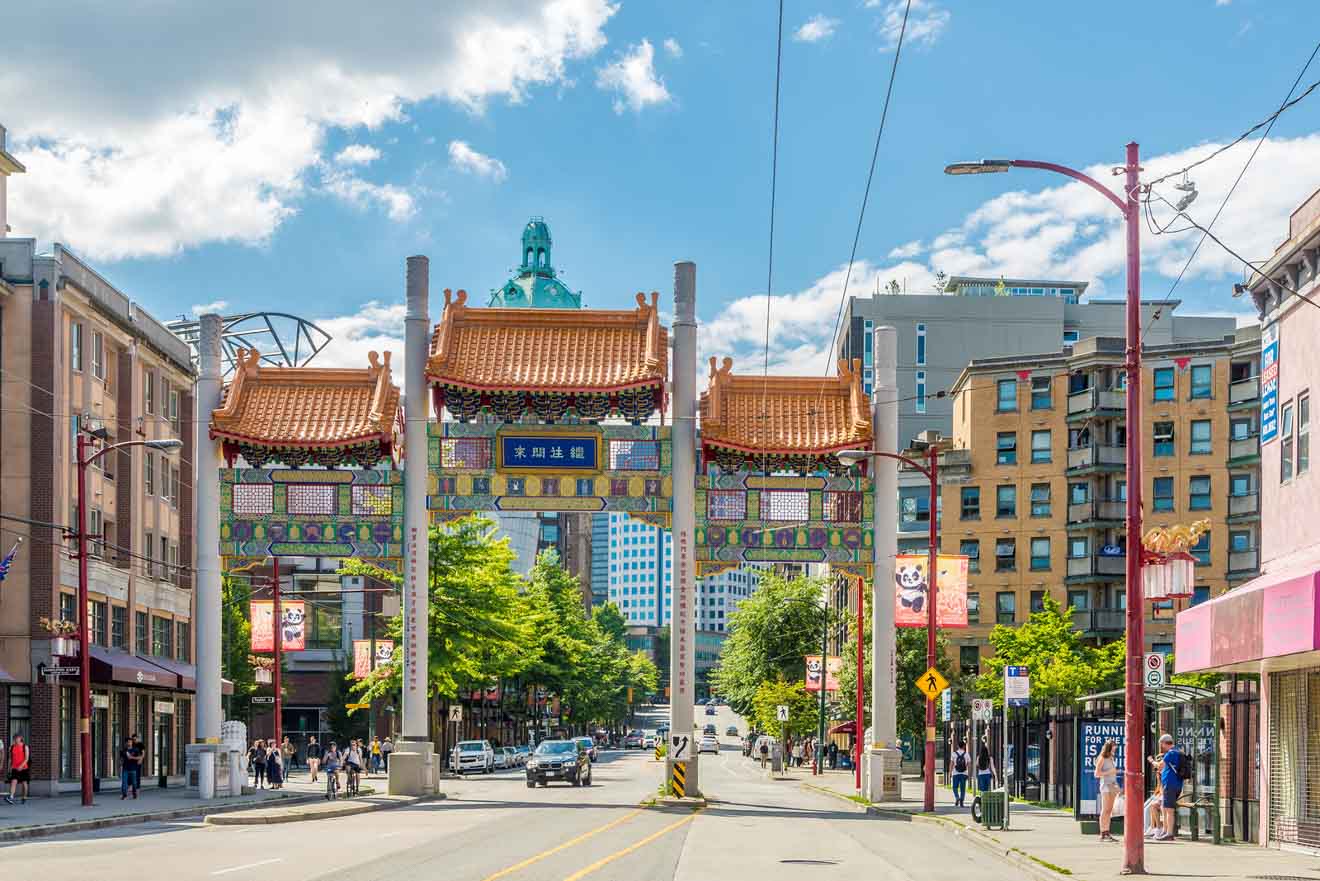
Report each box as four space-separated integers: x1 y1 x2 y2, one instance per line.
0 707 1021 881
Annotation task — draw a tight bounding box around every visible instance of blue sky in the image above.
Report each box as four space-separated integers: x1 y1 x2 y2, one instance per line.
3 0 1317 374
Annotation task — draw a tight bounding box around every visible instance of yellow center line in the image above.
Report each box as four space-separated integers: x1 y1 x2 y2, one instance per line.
478 807 646 881
561 807 706 881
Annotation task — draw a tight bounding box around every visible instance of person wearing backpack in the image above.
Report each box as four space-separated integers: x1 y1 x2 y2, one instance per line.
950 740 970 807
1152 733 1186 841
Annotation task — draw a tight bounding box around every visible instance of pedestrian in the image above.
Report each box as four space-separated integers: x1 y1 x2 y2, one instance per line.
267 747 284 790
282 736 296 774
1151 733 1184 841
950 740 970 807
306 736 322 782
1095 739 1120 842
118 736 137 800
1144 778 1164 838
4 734 30 805
759 737 770 770
828 741 839 770
975 740 997 794
370 736 382 775
381 737 393 772
249 739 267 789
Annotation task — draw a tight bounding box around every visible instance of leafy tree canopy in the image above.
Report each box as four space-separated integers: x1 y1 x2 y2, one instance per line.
751 676 819 737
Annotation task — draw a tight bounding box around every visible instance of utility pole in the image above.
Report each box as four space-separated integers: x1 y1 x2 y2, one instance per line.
816 602 827 775
272 556 282 752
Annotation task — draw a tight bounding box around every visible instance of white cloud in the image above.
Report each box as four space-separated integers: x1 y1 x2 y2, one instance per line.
447 140 509 182
887 239 924 259
794 15 838 43
334 144 381 165
596 39 672 114
1 0 616 261
320 165 416 222
313 300 407 372
663 37 683 58
190 299 229 316
868 0 949 50
1216 0 1231 6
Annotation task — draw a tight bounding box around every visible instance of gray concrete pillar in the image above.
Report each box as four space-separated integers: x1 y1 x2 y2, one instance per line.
193 313 224 798
402 256 431 743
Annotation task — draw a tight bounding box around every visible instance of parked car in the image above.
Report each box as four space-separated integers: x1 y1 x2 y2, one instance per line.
451 739 495 774
703 723 717 736
575 736 598 763
698 735 720 754
526 740 592 788
514 744 530 765
624 731 644 749
725 726 739 737
642 733 658 749
753 735 778 758
705 705 717 716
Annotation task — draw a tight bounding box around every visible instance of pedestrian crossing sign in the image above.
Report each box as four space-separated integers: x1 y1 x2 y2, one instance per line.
916 666 948 701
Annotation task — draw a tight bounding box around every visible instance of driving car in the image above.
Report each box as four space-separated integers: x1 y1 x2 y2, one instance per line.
704 705 717 716
642 733 658 749
703 723 717 736
624 731 644 749
451 739 495 774
514 744 530 766
726 726 739 737
698 735 720 754
575 735 598 763
526 739 592 787
493 747 510 769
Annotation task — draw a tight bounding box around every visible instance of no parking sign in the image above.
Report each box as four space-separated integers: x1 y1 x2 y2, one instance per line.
1144 652 1166 689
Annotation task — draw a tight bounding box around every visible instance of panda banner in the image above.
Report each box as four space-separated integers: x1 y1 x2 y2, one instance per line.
894 554 969 628
353 639 394 678
249 600 307 652
804 655 842 692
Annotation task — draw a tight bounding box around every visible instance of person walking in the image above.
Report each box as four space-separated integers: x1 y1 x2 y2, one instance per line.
975 740 997 796
4 735 30 805
758 737 770 770
381 737 394 772
950 740 970 807
1095 739 1120 842
828 740 838 770
370 737 382 775
306 736 322 783
1151 733 1184 841
118 736 138 800
267 747 284 790
282 736 296 775
249 739 268 789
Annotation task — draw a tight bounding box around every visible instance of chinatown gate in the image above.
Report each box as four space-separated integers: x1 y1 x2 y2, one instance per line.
195 257 875 798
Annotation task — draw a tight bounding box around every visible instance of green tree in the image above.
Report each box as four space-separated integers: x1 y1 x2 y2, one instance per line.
751 676 818 737
654 624 670 691
220 574 258 723
323 662 368 743
896 626 960 739
592 602 627 643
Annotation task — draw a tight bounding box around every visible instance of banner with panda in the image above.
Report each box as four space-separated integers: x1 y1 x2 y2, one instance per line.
894 554 969 628
250 600 307 651
353 639 394 678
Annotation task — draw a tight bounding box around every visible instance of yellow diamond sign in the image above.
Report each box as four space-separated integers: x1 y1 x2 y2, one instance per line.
916 666 948 701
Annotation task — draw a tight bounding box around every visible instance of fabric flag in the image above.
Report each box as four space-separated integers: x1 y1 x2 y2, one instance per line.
1174 357 1191 372
0 540 21 582
1016 369 1032 382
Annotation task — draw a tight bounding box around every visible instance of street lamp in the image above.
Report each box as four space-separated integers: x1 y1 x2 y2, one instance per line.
837 444 940 812
75 432 182 806
945 144 1146 873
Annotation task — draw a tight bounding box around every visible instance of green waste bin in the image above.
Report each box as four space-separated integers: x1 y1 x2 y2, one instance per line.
980 789 1006 830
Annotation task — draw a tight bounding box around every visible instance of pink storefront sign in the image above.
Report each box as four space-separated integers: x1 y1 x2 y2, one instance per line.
1176 569 1320 672
1262 573 1320 657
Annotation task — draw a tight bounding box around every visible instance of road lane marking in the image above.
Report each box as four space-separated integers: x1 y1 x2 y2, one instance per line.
560 808 705 881
478 808 645 881
211 858 283 875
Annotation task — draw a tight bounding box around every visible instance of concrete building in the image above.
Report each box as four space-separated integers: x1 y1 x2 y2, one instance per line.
0 223 199 792
833 282 1238 447
941 328 1261 675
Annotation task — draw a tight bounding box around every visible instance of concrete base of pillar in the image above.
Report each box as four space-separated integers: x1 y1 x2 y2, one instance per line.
387 742 440 796
866 748 903 803
185 743 243 799
663 756 699 799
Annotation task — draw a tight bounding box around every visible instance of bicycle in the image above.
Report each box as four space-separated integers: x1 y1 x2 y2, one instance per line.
345 764 361 797
325 767 340 801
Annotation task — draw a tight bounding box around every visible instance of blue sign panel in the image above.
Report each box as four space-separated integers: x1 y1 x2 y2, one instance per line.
497 432 600 472
1076 720 1125 819
1261 322 1280 444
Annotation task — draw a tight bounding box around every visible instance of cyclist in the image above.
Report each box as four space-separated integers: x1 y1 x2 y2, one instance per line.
344 740 364 796
322 742 342 800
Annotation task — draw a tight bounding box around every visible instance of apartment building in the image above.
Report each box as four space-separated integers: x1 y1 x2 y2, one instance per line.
0 234 198 795
940 329 1261 675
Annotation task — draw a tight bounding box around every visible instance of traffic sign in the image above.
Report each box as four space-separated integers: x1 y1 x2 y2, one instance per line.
776 704 790 722
916 666 948 701
44 666 79 677
1004 665 1030 708
251 696 275 704
940 689 952 722
448 705 463 722
972 698 993 722
1144 652 1167 689
345 702 370 710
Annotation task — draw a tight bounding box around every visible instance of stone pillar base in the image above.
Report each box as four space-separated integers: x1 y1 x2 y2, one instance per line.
664 756 699 799
185 743 243 799
387 742 439 796
866 748 902 803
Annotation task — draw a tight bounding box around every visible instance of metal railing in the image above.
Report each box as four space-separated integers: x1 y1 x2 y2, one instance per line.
1229 435 1260 460
1067 444 1125 469
1067 388 1125 415
1072 608 1125 634
1228 492 1259 516
1067 555 1125 578
1229 376 1260 405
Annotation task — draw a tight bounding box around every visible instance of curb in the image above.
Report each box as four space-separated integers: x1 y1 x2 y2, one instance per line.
656 796 707 808
800 783 1072 881
205 793 442 826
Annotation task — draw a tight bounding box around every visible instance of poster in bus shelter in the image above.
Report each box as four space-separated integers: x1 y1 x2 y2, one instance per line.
804 655 842 692
249 600 306 651
1076 719 1125 819
353 639 394 678
894 554 969 628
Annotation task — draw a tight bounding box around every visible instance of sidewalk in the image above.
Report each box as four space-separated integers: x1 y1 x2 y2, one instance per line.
0 769 392 842
800 768 1320 881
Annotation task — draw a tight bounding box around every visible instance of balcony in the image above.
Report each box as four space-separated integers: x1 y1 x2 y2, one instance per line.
1229 548 1259 575
1067 388 1125 418
1229 435 1260 463
1229 376 1260 406
1067 444 1126 473
1228 492 1259 518
1066 554 1126 581
1067 499 1126 524
1073 607 1125 636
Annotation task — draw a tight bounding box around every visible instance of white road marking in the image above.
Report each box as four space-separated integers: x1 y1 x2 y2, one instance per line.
211 857 283 875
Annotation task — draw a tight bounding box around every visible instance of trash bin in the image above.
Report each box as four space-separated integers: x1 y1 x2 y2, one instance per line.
981 789 1006 830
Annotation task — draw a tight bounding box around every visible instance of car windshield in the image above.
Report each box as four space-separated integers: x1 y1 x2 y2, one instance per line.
458 742 485 752
536 741 577 755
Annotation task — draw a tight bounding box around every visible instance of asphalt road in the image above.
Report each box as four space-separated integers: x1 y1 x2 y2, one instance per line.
3 707 1025 881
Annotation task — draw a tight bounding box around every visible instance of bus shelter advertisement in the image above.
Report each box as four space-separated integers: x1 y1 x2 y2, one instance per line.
1077 720 1125 818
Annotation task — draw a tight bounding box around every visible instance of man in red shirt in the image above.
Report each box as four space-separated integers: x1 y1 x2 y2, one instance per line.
5 734 30 804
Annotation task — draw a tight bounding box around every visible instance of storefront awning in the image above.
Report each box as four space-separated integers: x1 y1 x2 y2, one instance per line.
1175 565 1320 673
143 656 197 691
829 720 857 735
89 647 173 689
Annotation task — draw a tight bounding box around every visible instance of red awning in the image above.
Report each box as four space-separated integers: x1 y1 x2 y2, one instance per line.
829 720 857 735
143 656 197 691
89 647 172 689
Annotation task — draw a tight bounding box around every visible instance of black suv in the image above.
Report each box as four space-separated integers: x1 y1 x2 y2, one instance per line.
526 739 592 788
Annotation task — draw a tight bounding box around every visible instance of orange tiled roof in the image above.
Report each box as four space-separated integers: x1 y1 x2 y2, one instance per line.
426 289 667 393
699 357 871 455
211 349 400 448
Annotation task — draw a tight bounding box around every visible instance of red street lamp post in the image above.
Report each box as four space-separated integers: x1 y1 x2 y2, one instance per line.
947 145 1145 873
75 431 182 807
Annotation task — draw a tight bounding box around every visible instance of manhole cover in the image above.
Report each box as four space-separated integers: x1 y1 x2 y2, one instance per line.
780 860 838 866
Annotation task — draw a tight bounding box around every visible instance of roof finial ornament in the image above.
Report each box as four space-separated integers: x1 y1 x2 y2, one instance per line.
381 350 392 370
368 351 380 370
635 291 648 310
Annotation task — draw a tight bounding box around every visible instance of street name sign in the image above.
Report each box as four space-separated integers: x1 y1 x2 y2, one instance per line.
45 666 79 676
940 689 951 721
916 666 948 701
251 696 275 704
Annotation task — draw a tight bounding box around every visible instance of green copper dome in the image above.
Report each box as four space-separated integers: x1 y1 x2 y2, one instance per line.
489 217 583 309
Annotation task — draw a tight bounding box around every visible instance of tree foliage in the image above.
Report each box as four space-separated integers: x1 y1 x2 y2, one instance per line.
220 574 258 722
751 676 819 737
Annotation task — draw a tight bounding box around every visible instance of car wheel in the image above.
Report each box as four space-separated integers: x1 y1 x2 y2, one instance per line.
526 781 535 789
539 780 548 787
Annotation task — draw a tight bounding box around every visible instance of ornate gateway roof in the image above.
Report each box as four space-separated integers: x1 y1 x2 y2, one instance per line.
211 348 400 467
427 289 667 424
699 357 871 472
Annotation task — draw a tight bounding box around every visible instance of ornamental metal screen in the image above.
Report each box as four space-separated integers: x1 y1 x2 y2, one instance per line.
233 484 274 515
351 485 393 515
286 484 337 515
761 490 810 522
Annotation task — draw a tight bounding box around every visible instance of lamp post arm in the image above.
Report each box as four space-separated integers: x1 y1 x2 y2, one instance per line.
868 450 932 481
1008 160 1128 215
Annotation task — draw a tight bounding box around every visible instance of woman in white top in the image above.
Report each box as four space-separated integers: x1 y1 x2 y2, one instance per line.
1095 739 1120 842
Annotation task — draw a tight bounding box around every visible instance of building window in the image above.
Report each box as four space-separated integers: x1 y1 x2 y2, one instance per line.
967 593 980 624
151 615 172 657
176 621 191 663
1191 532 1211 566
1068 588 1090 610
111 605 127 649
160 536 168 582
960 539 980 573
144 531 154 578
1188 475 1212 511
995 539 1016 572
136 611 149 654
960 486 980 520
1030 538 1051 571
916 323 926 366
1030 482 1051 517
1063 329 1080 344
1031 430 1052 464
898 486 930 531
1069 536 1089 559
1153 367 1175 402
1229 530 1252 553
1030 590 1046 613
1282 401 1295 482
1190 364 1212 399
996 591 1016 624
996 485 1016 518
169 389 180 433
1190 420 1212 455
1153 422 1174 457
90 600 108 646
1191 585 1210 607
1230 473 1251 497
915 370 927 414
145 452 155 496
1069 482 1089 505
144 369 155 414
996 432 1017 465
997 379 1017 412
960 645 980 676
71 322 83 372
1153 477 1174 512
1299 393 1310 475
1028 375 1051 410
92 331 104 380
